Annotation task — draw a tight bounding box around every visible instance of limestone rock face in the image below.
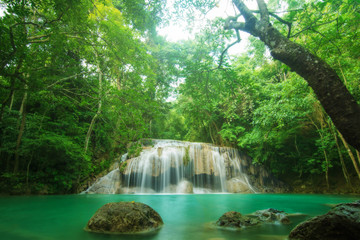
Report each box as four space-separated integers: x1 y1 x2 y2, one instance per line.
289 201 360 240
216 211 259 228
85 202 163 234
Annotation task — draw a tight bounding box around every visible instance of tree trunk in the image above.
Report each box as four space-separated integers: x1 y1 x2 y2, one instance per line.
228 0 360 151
322 148 330 190
9 91 15 111
308 115 330 189
84 65 103 153
329 122 352 186
338 130 360 180
14 85 28 173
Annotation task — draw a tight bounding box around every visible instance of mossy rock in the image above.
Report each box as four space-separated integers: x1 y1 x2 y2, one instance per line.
216 211 260 229
85 202 163 234
216 209 291 231
289 200 360 240
253 208 290 224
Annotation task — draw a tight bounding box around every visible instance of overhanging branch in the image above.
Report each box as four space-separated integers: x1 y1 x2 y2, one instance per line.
256 0 269 22
217 30 241 69
232 0 257 24
291 19 337 38
224 15 247 32
269 12 292 38
252 10 292 38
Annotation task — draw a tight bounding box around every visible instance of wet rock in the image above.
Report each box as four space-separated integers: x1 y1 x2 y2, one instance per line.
176 180 193 193
84 169 121 194
121 187 156 194
254 208 291 224
216 211 260 228
226 178 252 193
289 200 360 240
85 202 163 234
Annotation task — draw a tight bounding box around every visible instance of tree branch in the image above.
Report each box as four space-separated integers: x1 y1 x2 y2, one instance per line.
224 15 247 32
311 29 341 54
270 13 292 38
217 30 241 69
252 10 292 38
46 72 89 89
29 38 50 43
232 0 257 24
27 34 51 40
256 0 269 22
291 19 337 38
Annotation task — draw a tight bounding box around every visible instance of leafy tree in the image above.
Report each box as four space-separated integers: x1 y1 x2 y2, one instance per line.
224 0 360 151
0 0 170 193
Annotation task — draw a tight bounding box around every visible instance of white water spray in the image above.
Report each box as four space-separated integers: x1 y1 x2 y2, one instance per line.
122 140 255 194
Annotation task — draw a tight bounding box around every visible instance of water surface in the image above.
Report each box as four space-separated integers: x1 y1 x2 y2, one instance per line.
0 194 358 240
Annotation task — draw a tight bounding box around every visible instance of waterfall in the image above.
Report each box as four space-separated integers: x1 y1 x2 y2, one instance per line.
82 139 284 194
83 169 121 194
121 140 255 194
82 153 127 194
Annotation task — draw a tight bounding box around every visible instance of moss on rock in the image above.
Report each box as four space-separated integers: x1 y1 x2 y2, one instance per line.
85 202 163 234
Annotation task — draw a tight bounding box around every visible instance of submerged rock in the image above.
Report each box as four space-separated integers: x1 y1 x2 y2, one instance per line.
216 208 291 231
254 208 290 224
85 202 163 234
216 211 260 228
289 200 360 240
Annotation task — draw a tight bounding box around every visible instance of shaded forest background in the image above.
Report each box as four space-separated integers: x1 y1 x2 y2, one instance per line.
0 0 359 194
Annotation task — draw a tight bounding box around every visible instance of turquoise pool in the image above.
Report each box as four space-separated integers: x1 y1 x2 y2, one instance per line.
0 194 358 240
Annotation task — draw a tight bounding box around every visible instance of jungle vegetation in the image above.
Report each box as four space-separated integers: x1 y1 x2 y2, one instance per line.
0 0 359 194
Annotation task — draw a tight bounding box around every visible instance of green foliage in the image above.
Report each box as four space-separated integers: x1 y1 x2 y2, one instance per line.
0 0 171 194
290 0 360 102
1 0 359 193
113 0 165 35
119 161 127 173
183 146 190 166
127 142 143 159
152 102 187 140
163 0 360 186
140 138 154 147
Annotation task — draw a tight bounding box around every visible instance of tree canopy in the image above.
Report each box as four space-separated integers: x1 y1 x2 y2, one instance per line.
1 0 359 193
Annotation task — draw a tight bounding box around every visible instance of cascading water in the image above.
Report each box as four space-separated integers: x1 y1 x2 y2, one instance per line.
82 153 127 194
121 140 256 194
84 139 285 194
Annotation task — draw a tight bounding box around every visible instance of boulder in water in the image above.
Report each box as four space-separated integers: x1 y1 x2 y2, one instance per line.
253 208 290 224
216 211 259 228
289 200 360 240
216 208 291 231
85 202 163 234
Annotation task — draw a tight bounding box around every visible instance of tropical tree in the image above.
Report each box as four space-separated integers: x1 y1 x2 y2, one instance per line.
0 0 170 193
223 0 360 151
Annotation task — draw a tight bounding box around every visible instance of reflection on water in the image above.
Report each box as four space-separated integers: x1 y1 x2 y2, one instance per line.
0 194 358 240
